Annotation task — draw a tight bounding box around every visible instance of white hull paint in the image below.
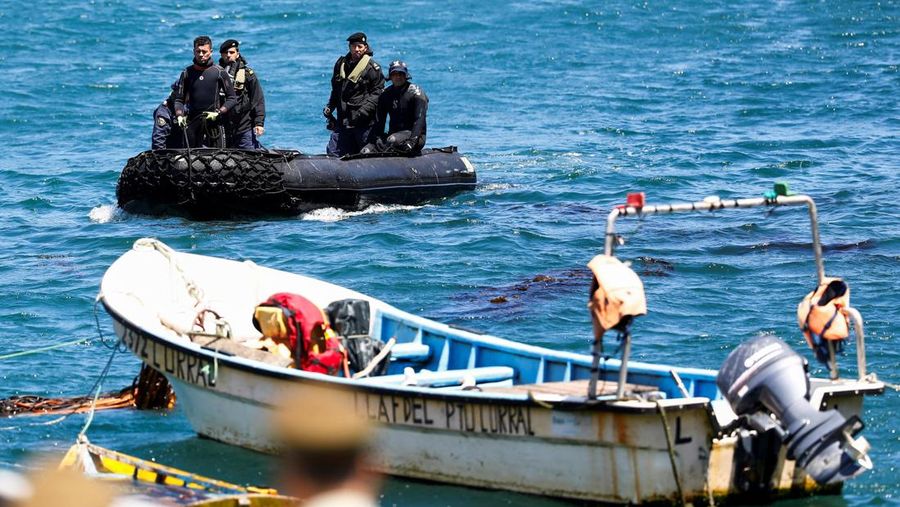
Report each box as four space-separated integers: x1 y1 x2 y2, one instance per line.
101 240 883 504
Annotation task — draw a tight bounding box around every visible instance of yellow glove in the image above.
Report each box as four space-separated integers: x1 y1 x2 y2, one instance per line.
203 111 219 122
175 115 187 128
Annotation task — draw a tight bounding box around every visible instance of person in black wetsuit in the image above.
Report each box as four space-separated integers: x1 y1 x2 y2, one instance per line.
364 60 428 155
324 32 384 157
151 82 184 150
172 35 238 148
218 39 266 149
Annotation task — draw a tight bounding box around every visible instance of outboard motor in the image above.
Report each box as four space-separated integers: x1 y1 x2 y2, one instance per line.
716 335 871 485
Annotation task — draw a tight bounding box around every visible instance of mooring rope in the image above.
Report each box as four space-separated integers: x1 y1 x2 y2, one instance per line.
94 298 128 353
0 341 119 432
655 400 687 506
0 296 125 431
0 338 90 361
78 342 120 438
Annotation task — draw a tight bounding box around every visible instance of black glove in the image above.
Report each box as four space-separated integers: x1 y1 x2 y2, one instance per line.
323 105 332 117
397 139 415 153
325 117 336 131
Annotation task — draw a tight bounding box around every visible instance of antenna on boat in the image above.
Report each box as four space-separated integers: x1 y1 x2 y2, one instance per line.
600 183 869 396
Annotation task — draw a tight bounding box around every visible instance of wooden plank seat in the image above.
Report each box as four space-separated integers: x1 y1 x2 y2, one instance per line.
481 379 660 398
190 335 294 368
390 342 431 362
359 366 515 388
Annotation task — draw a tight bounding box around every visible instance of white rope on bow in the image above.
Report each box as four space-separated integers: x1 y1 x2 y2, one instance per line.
133 238 205 307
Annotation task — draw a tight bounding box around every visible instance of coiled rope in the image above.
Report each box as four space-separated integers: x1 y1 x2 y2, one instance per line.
133 238 205 305
133 238 232 385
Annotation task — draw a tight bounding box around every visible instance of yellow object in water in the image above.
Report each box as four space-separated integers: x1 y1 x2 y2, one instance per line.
59 436 283 498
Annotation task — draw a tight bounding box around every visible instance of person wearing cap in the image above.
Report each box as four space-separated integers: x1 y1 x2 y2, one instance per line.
272 385 380 507
324 32 384 157
218 39 266 149
172 35 237 148
365 60 428 155
150 81 185 150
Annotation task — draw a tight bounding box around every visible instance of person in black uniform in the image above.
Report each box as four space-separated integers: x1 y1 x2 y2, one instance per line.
151 82 184 150
365 60 428 155
172 35 238 148
218 39 266 149
324 32 384 157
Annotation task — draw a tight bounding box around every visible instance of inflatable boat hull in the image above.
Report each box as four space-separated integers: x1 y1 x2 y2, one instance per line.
116 147 477 218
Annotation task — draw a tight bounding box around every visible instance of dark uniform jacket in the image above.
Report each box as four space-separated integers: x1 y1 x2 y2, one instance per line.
173 63 237 118
327 51 384 128
151 92 183 150
220 56 265 134
373 82 428 143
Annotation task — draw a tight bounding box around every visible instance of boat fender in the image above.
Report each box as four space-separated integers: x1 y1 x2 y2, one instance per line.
252 293 345 375
587 255 647 336
797 278 850 363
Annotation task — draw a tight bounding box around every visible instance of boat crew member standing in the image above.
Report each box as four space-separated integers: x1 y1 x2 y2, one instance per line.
151 82 184 150
324 32 384 157
173 36 237 148
364 60 428 155
218 39 266 149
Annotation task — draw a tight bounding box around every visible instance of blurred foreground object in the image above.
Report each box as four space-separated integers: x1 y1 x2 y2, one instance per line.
272 385 379 507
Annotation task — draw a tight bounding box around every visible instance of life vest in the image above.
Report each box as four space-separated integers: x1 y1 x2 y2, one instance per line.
797 278 850 363
587 255 647 338
339 55 371 84
253 293 345 375
234 68 246 91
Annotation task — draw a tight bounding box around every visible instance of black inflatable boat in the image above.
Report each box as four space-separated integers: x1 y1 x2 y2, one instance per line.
116 147 476 218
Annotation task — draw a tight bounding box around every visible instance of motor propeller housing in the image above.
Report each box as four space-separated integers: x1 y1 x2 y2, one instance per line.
716 335 872 485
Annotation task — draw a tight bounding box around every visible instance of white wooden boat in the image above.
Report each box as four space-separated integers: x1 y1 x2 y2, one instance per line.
98 188 883 504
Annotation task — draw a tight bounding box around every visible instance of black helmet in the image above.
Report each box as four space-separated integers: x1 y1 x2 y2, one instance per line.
388 60 410 79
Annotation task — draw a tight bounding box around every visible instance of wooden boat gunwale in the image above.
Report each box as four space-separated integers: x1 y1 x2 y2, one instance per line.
100 291 719 414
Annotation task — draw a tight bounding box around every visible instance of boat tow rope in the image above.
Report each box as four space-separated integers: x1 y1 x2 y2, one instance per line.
0 297 177 424
0 338 90 361
0 318 121 433
655 400 687 506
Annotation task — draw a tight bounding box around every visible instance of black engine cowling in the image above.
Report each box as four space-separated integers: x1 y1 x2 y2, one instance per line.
716 335 871 485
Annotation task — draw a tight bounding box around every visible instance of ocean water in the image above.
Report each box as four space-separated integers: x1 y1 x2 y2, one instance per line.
1 1 897 505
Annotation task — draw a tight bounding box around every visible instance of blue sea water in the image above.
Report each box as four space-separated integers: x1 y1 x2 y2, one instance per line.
1 0 898 505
